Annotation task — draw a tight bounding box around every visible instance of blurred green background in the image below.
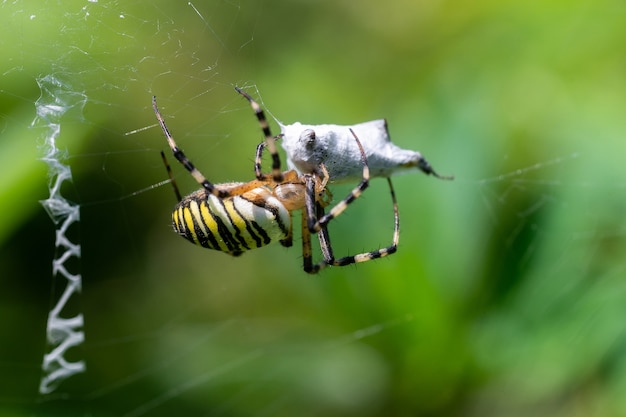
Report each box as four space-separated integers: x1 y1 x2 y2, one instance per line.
2 0 626 416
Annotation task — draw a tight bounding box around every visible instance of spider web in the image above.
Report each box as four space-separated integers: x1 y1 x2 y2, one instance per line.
1 1 626 416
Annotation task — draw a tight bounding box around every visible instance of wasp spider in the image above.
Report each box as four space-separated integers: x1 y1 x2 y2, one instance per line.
153 88 399 273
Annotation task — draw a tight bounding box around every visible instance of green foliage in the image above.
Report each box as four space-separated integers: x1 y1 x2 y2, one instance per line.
1 0 625 416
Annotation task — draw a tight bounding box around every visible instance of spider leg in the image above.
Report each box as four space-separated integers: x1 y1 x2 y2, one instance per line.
153 96 229 198
300 174 327 273
254 141 265 180
301 209 315 272
307 129 369 233
315 203 335 262
304 129 399 271
235 87 284 182
280 229 293 248
331 177 399 267
254 134 284 180
302 203 338 273
160 150 183 202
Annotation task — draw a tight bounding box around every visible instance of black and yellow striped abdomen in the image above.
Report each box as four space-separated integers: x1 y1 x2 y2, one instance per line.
171 187 291 256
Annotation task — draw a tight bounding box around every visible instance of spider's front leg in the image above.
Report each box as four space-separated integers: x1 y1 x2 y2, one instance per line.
306 130 370 234
254 135 284 180
153 96 230 199
235 86 283 182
